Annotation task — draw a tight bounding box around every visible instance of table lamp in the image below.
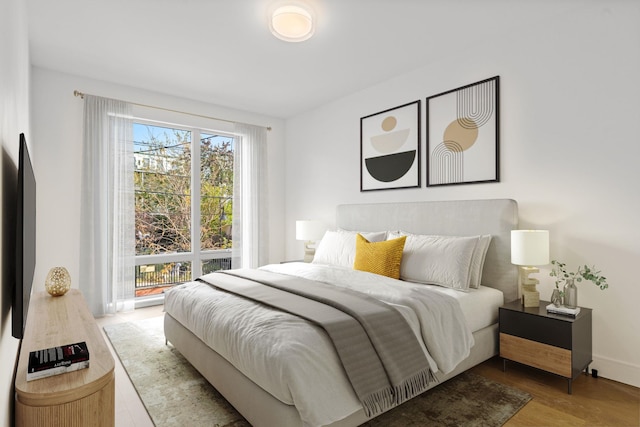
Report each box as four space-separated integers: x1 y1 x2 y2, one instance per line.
296 220 326 262
511 230 550 307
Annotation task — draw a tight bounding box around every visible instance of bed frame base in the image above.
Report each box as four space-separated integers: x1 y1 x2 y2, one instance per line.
164 313 498 427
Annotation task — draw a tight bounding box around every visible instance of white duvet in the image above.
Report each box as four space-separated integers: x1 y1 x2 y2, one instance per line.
164 263 481 427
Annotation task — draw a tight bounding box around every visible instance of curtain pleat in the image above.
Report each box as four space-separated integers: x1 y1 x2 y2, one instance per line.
232 123 268 268
79 95 135 316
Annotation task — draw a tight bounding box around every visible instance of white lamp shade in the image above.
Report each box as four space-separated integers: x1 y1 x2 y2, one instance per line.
270 4 315 42
511 230 550 266
296 220 325 241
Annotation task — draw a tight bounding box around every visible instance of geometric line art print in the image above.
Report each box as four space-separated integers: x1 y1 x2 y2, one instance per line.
426 76 499 186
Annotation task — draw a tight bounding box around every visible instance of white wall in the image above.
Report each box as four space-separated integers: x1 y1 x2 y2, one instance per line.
30 67 286 291
0 0 30 423
284 1 640 387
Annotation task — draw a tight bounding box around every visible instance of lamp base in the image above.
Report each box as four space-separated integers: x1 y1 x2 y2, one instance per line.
519 266 541 308
303 241 315 263
522 288 540 307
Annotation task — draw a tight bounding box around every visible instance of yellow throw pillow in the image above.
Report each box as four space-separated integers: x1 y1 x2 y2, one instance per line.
353 233 406 279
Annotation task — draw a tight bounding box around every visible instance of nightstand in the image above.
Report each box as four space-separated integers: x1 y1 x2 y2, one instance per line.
499 299 592 394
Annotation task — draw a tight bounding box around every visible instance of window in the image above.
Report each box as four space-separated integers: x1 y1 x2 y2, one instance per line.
133 121 234 298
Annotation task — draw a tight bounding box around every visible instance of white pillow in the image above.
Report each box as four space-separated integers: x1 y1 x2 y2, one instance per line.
468 234 492 289
388 232 479 291
313 230 387 267
338 229 387 242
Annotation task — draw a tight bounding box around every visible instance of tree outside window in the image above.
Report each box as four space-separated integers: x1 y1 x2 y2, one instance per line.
133 123 233 295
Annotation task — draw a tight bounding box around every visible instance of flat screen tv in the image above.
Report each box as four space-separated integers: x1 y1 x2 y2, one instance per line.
12 133 36 339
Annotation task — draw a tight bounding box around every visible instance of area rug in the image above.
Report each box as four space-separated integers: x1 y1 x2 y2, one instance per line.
104 316 531 427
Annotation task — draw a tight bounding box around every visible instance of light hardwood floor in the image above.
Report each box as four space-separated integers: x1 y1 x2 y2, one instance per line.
471 359 639 427
97 305 640 427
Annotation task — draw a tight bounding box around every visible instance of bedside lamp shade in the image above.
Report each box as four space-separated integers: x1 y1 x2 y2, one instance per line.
296 220 326 262
511 230 550 307
296 220 325 242
511 230 550 266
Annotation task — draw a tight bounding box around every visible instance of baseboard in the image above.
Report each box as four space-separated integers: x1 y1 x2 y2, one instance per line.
134 294 165 309
591 354 640 388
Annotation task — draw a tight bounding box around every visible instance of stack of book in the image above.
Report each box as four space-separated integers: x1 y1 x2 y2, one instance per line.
546 303 581 317
27 341 90 381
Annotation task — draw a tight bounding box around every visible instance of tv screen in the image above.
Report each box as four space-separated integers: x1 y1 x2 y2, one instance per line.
12 133 36 339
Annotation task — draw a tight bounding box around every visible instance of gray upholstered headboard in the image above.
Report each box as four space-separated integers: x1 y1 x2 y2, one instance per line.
336 199 519 303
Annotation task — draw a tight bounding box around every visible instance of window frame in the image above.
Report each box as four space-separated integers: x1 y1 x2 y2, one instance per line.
133 117 235 296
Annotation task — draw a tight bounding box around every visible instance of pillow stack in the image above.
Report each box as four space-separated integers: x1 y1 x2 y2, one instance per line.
388 232 492 291
312 228 491 290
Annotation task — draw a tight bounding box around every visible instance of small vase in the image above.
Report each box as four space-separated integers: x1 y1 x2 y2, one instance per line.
551 288 563 307
45 267 71 296
563 278 578 309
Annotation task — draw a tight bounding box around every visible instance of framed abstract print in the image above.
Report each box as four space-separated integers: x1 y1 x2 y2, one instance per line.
426 76 499 187
360 100 421 191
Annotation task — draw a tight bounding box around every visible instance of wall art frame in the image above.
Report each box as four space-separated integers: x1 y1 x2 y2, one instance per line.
426 76 499 187
360 100 421 191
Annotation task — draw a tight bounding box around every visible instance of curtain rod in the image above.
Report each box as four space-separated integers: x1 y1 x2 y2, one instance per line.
73 90 271 131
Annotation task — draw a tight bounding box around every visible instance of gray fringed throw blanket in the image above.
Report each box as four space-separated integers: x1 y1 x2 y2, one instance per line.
198 269 435 417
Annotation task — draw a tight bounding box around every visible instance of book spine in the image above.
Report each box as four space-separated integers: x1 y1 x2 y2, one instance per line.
28 356 90 373
26 360 90 381
547 309 578 317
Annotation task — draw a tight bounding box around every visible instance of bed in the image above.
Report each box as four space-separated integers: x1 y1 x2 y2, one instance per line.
163 199 519 427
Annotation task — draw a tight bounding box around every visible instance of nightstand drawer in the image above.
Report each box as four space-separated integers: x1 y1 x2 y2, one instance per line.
500 308 572 349
500 333 572 377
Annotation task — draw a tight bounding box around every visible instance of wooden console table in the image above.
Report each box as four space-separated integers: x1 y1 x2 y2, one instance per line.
15 290 115 426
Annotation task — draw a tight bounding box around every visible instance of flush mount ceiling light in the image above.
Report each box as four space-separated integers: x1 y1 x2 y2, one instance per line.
269 3 315 42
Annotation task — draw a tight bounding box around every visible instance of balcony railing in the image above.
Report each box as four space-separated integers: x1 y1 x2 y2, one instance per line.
135 268 191 289
135 256 232 292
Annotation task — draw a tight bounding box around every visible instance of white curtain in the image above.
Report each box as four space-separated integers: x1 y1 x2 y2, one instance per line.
232 123 269 268
79 95 135 316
